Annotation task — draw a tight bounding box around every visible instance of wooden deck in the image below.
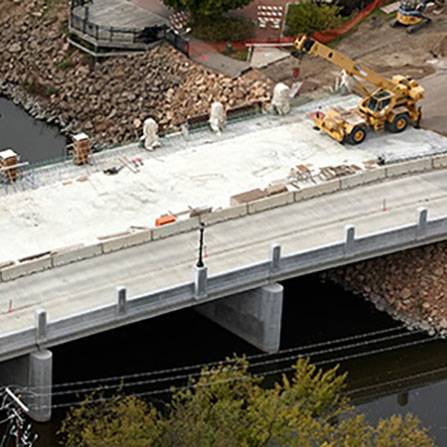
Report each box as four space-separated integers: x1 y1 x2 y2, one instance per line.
72 0 168 29
69 0 168 53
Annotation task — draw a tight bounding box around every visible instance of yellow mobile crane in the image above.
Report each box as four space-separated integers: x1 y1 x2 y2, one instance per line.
294 35 424 144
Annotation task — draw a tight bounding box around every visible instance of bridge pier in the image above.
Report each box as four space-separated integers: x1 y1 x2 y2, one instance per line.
0 349 53 422
197 283 283 353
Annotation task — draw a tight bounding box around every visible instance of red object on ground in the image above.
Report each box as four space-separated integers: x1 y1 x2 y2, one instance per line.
292 67 301 78
155 214 177 227
308 111 325 120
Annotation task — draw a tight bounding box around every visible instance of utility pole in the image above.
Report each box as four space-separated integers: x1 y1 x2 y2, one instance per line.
0 388 38 447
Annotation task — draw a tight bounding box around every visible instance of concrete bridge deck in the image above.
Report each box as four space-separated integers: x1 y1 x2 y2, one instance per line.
1 94 445 264
2 168 447 355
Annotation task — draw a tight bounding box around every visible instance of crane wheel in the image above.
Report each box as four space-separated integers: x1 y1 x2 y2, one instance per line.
387 113 409 133
347 126 367 145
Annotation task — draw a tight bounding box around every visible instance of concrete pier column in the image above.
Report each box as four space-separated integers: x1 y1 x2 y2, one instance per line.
417 207 428 239
345 225 356 254
194 265 208 300
197 283 283 353
0 349 53 422
28 349 53 422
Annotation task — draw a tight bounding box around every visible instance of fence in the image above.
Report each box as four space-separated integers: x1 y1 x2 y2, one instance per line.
69 0 167 49
165 30 190 56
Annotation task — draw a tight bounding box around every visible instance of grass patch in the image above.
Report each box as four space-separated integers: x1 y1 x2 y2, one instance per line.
221 46 249 61
56 57 76 70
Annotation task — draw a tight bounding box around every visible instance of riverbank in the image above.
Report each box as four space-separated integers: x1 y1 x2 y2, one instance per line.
322 241 447 336
0 0 272 148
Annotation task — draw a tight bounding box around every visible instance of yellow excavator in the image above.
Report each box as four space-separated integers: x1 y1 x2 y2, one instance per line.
390 0 431 33
293 35 424 145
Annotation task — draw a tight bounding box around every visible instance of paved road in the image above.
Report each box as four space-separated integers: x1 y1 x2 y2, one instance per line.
2 169 447 337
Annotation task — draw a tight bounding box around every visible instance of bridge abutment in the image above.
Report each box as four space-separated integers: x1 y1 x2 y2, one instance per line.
0 349 53 422
197 283 283 353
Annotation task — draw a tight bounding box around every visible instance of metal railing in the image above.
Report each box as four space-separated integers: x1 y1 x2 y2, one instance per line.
69 0 167 46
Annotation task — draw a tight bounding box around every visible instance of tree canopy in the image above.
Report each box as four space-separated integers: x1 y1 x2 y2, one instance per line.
162 0 253 19
285 0 342 36
60 357 435 447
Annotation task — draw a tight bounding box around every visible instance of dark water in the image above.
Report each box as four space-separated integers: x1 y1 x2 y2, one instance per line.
28 275 447 446
0 97 67 163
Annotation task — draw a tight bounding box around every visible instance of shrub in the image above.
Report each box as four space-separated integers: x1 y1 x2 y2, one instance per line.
285 0 343 35
192 15 255 42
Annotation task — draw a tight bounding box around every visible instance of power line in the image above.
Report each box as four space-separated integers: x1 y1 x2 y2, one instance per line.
30 326 415 398
30 333 436 411
347 363 447 397
21 324 407 393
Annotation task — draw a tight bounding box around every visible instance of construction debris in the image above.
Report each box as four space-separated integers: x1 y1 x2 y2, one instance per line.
0 149 21 183
72 133 91 165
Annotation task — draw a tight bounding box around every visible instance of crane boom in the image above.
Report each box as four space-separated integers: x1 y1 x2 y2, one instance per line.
292 34 423 145
294 35 396 93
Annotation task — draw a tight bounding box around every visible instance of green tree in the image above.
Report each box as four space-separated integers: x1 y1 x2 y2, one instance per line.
162 0 253 19
285 0 342 36
60 357 435 447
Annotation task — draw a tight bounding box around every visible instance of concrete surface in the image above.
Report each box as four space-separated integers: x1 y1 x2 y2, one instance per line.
420 68 447 137
198 283 284 353
3 169 447 343
250 47 290 69
1 94 446 264
73 0 168 28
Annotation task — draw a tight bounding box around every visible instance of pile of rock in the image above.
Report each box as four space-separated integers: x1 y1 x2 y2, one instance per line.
0 0 273 147
322 242 447 335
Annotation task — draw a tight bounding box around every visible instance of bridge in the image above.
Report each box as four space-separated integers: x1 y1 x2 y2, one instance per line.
3 164 447 421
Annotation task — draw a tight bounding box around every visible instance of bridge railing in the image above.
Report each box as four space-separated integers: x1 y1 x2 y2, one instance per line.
1 205 446 364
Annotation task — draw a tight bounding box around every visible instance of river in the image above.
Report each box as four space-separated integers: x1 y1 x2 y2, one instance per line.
27 275 447 446
0 97 67 164
0 99 446 445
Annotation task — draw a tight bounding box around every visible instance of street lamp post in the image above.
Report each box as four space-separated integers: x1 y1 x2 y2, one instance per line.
196 223 205 268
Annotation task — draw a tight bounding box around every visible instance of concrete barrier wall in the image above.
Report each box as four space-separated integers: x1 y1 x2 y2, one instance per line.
247 191 294 214
200 204 248 225
281 243 345 274
0 328 35 361
208 261 270 294
353 225 417 253
1 155 447 282
432 154 447 169
129 283 194 313
427 217 447 238
152 217 200 240
386 158 433 178
1 256 52 281
102 230 152 254
295 179 341 201
340 167 386 189
52 244 103 267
